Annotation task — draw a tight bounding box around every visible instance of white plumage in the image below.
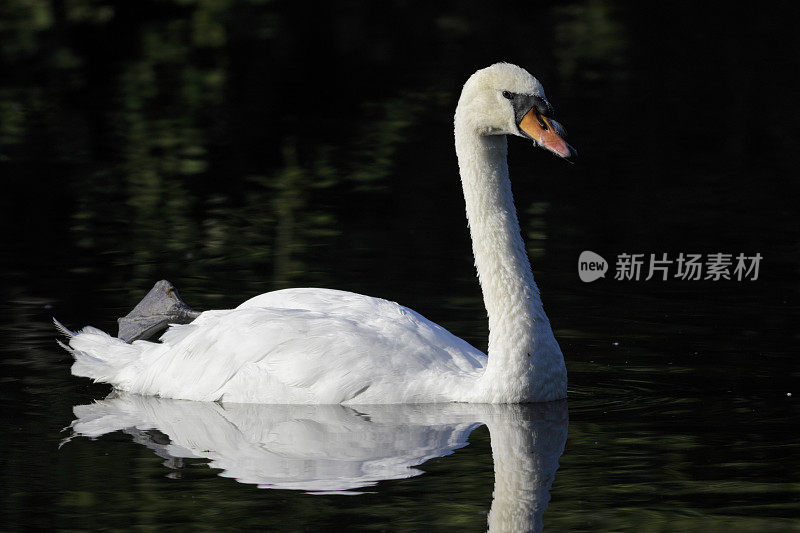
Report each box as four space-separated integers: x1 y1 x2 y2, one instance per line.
71 289 486 403
63 63 571 404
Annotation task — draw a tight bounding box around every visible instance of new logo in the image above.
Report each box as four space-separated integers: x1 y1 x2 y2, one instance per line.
578 251 608 282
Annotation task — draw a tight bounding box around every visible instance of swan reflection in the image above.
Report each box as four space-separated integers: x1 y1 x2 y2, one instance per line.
69 395 567 531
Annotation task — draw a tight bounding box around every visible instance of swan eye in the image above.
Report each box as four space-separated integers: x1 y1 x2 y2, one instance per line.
533 108 548 130
502 90 513 100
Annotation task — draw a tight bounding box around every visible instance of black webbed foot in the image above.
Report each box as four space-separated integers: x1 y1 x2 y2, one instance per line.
118 280 200 343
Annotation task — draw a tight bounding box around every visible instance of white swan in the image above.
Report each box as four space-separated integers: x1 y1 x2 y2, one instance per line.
61 63 575 404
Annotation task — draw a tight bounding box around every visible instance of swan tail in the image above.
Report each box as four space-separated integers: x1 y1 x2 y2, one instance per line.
53 317 75 339
59 326 142 386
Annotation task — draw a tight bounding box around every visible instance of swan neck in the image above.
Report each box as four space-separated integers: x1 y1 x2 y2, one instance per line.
454 116 566 402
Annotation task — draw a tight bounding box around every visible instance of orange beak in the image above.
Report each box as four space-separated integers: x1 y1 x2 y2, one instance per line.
519 108 577 162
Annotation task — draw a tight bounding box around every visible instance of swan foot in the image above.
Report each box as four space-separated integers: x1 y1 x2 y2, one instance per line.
117 280 200 343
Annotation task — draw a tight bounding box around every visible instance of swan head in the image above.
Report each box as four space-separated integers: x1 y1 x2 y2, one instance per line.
456 63 576 162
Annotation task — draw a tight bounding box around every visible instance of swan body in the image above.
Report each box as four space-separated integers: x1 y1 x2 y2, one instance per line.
71 289 487 403
63 63 574 404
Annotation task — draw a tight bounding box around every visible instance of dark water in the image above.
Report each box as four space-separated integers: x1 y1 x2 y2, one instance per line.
1 1 798 531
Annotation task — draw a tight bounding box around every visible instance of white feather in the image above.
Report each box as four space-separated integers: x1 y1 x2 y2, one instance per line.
53 317 74 338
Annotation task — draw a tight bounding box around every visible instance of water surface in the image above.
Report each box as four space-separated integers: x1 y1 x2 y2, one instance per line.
1 1 798 531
